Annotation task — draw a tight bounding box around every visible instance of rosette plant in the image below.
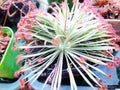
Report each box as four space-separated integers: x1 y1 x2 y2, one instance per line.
15 0 120 89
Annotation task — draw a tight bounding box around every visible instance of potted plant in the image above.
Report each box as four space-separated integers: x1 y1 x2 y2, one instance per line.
0 1 36 90
0 0 48 90
0 27 23 80
14 0 120 90
0 0 37 81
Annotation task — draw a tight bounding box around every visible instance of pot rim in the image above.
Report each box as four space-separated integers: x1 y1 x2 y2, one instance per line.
106 19 120 22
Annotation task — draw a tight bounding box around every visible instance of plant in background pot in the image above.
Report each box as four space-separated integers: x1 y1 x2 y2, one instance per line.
0 0 39 31
91 0 120 35
0 0 37 85
0 27 23 83
0 0 48 89
15 0 120 90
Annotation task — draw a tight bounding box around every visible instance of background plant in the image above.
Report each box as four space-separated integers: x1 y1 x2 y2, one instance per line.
15 0 120 90
0 0 42 31
92 0 120 19
0 0 36 26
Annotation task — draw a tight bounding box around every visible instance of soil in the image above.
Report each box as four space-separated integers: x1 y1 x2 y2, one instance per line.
38 67 96 86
